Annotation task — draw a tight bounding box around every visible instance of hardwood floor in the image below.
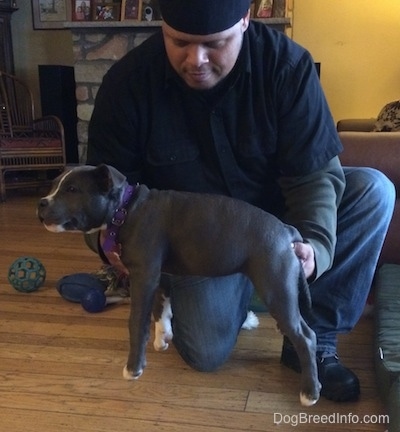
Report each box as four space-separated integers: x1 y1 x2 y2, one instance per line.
0 191 389 431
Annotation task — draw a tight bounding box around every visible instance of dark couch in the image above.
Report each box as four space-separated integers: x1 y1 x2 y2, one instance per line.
338 123 400 265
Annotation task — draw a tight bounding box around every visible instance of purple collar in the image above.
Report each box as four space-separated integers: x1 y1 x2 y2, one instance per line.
100 184 136 274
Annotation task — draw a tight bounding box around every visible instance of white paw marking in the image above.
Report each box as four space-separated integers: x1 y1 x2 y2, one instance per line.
153 339 169 352
123 365 143 380
153 296 173 351
241 311 259 330
300 392 319 407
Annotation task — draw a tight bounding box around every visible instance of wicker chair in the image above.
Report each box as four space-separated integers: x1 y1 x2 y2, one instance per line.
0 70 66 201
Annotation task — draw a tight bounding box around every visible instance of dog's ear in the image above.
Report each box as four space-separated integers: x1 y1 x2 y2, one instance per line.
93 164 127 193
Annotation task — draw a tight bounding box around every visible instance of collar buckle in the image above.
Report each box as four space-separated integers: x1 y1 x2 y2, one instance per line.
111 208 127 226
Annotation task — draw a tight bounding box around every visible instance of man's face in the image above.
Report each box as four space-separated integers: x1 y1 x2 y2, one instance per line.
162 13 250 90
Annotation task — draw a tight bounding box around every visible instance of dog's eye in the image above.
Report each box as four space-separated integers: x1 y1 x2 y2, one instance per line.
66 185 78 193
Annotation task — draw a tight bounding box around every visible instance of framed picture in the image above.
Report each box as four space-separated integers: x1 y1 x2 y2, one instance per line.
121 0 142 20
93 2 121 21
31 0 71 29
72 0 91 21
255 0 273 18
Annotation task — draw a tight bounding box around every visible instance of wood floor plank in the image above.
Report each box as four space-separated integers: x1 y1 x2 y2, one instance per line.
0 406 241 432
0 374 249 412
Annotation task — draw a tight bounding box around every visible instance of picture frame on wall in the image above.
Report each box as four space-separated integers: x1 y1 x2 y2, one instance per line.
31 0 71 29
121 0 142 21
255 0 273 18
93 2 121 21
72 0 91 21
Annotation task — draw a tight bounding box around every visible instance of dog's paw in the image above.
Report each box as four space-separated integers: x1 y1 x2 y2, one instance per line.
154 321 173 352
123 365 143 380
241 311 259 330
299 391 319 407
153 339 169 352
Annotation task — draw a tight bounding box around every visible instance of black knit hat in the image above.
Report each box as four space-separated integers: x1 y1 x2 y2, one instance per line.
159 0 252 35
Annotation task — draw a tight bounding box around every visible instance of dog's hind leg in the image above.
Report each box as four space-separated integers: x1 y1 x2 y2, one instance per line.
249 265 321 405
268 296 321 405
281 317 321 406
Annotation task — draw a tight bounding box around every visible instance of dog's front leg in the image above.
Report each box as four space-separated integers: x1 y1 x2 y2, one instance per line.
154 294 173 351
153 283 173 351
123 272 158 380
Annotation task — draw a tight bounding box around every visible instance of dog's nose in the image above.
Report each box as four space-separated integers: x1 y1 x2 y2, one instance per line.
39 198 49 208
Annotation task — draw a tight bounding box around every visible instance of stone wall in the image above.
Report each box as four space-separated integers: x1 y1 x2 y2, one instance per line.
71 26 157 163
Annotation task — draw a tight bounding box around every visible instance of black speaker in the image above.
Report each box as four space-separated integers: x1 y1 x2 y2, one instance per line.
38 65 79 164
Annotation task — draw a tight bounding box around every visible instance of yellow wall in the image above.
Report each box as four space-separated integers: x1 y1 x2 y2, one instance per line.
11 1 400 122
291 0 400 123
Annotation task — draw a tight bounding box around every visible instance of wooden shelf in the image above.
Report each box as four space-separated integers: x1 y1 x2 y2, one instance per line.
65 17 291 29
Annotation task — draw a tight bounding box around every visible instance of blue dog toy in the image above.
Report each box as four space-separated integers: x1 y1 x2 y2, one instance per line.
81 288 108 313
56 273 127 313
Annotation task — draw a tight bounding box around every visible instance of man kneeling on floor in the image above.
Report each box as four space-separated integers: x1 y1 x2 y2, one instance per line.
82 0 395 402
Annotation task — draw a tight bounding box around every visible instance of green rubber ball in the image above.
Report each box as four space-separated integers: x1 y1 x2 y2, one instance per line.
8 256 46 293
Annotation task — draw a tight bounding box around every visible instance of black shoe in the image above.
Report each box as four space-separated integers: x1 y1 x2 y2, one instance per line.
317 355 360 402
280 336 302 372
280 337 360 402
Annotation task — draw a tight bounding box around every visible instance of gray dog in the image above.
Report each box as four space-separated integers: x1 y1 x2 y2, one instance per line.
37 164 321 406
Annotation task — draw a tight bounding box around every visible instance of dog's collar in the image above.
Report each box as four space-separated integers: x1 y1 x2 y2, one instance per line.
100 184 136 275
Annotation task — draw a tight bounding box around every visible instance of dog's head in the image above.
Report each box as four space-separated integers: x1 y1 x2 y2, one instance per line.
37 164 127 233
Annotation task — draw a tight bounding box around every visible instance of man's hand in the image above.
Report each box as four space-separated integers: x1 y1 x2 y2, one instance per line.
292 242 316 281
